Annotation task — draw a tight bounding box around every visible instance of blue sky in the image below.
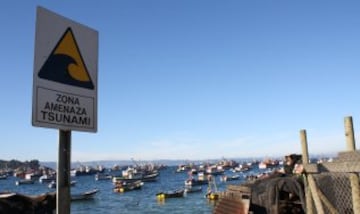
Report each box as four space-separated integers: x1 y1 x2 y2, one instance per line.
1 0 360 162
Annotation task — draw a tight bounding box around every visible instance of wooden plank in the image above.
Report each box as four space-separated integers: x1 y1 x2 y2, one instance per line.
308 175 325 214
304 162 360 173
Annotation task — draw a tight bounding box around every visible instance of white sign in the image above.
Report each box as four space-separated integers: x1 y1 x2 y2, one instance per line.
32 6 98 132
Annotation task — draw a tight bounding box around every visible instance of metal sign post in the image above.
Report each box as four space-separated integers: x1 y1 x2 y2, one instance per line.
57 130 71 214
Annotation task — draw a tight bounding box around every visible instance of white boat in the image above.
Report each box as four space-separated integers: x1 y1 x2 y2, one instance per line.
71 189 99 201
15 179 35 185
220 174 240 182
95 173 112 181
39 175 56 183
48 180 76 189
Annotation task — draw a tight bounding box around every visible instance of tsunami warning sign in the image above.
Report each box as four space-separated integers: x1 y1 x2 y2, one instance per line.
32 7 98 132
38 28 95 90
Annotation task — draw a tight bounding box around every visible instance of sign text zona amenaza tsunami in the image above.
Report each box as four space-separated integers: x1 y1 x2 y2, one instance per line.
33 7 98 132
40 93 90 126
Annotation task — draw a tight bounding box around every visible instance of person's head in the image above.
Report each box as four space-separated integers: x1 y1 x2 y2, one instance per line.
284 155 290 164
293 160 304 174
289 154 302 165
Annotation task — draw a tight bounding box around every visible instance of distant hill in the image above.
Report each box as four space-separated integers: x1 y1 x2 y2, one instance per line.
41 159 196 169
35 153 338 170
41 158 261 169
0 159 40 170
7 153 337 171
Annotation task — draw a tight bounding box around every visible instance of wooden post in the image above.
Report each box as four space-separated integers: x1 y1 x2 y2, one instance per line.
57 130 71 214
308 175 325 214
344 116 360 214
300 129 313 213
300 129 309 164
344 116 356 151
350 173 360 214
303 175 314 214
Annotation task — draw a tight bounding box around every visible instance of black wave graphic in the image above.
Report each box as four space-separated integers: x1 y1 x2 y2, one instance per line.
38 54 94 90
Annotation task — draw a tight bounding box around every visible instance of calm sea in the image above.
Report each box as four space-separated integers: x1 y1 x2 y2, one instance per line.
0 166 254 214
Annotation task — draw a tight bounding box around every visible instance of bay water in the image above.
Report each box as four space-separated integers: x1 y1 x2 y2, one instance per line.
0 166 254 213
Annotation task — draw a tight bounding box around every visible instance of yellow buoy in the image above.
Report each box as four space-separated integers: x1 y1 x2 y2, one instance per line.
157 193 165 200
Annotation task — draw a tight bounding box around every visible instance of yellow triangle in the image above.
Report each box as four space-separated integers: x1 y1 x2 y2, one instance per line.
38 28 94 89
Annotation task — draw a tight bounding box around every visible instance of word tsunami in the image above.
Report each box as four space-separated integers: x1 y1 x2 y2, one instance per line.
40 94 90 126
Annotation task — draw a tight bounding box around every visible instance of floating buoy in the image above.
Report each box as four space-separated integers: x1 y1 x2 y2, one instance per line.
210 194 215 200
114 187 124 193
206 193 218 200
156 193 165 200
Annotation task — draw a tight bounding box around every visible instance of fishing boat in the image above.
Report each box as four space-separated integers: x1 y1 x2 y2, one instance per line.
48 180 77 189
185 172 209 186
156 189 185 200
205 191 220 200
258 159 280 169
95 173 112 181
113 180 143 193
205 165 225 176
70 165 104 177
71 189 99 201
112 171 159 183
184 186 202 193
220 174 241 182
231 164 251 173
185 178 209 186
15 179 35 185
175 164 192 173
48 181 56 189
39 174 56 183
205 175 220 201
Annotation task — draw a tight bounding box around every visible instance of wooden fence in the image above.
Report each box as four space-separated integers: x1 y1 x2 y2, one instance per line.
301 116 360 214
